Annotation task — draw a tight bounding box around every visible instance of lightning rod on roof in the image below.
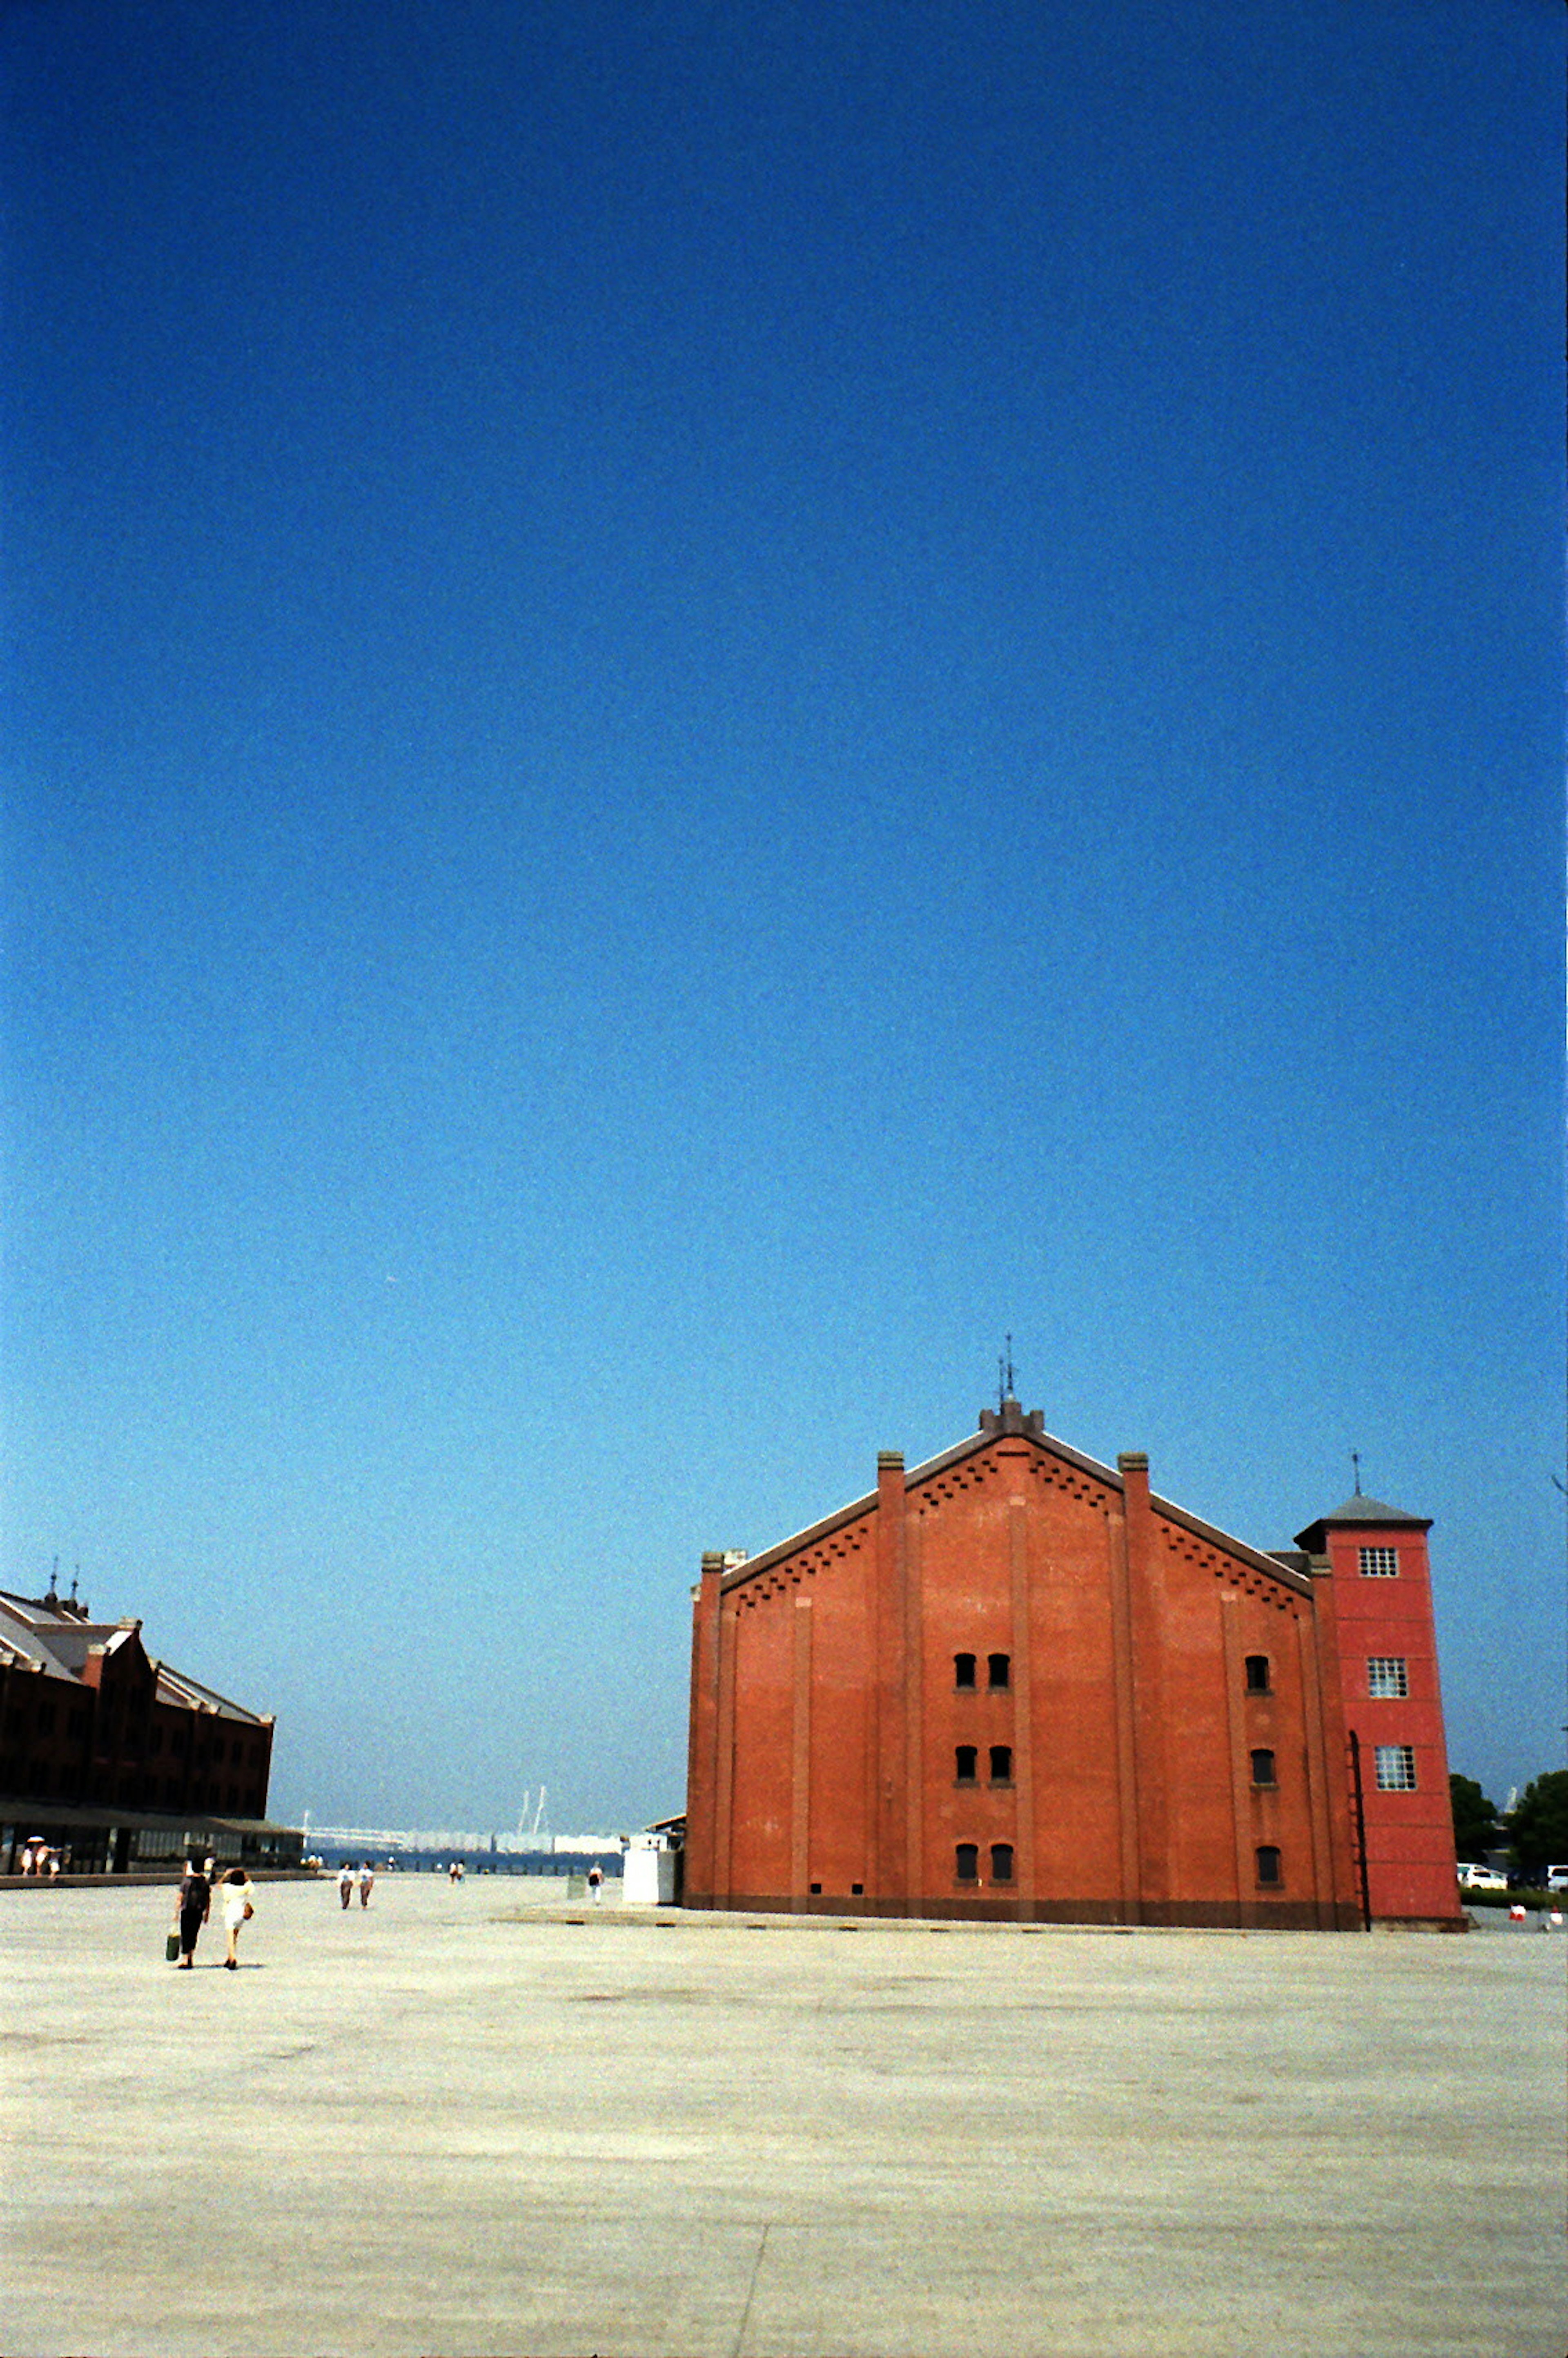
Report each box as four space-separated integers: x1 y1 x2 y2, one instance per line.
998 1333 1017 1408
1351 1451 1363 1495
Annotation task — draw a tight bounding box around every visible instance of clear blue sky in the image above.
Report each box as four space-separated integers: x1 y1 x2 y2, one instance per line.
3 0 1561 1831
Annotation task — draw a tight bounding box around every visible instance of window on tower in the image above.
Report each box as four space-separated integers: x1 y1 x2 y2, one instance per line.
987 1653 1011 1691
954 1746 978 1784
1374 1745 1417 1792
1367 1657 1409 1697
953 1653 977 1690
1359 1547 1400 1577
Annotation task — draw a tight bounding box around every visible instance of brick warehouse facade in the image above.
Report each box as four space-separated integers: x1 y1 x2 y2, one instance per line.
684 1402 1462 1930
0 1584 288 1874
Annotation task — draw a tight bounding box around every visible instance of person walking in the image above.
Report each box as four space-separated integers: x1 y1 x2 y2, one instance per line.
173 1858 210 1969
219 1866 255 1969
357 1861 374 1908
338 1862 354 1910
587 1863 604 1904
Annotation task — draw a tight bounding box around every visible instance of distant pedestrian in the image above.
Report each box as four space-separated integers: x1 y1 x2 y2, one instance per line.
357 1861 374 1908
219 1867 255 1969
174 1857 210 1968
46 1848 60 1879
338 1863 355 1910
20 1840 38 1876
448 1859 463 1884
587 1863 604 1904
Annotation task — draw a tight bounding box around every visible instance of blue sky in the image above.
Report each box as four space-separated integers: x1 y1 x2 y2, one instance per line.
3 0 1561 1831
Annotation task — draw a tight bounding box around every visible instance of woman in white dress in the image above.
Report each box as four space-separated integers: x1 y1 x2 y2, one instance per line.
219 1867 255 1969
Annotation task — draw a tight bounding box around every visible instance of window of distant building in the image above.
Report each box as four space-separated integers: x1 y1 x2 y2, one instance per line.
991 1843 1015 1884
989 1745 1012 1784
1250 1749 1276 1788
1367 1657 1408 1698
955 1746 978 1784
955 1843 979 1884
1359 1547 1399 1578
954 1653 977 1690
1375 1745 1417 1792
1256 1846 1283 1887
1244 1655 1270 1694
987 1653 1011 1691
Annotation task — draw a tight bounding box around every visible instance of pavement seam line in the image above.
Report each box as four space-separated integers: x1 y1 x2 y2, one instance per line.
730 2220 770 2358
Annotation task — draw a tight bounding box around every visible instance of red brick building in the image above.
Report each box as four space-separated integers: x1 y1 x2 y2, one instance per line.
0 1584 290 1874
684 1402 1461 1930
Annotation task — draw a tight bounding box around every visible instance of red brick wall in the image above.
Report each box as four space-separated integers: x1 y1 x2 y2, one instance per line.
686 1426 1367 1928
1323 1520 1461 1923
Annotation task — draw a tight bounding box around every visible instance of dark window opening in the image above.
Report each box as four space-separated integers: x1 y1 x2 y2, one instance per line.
991 1843 1015 1884
809 1882 822 1895
955 1843 979 1884
851 1882 864 1896
1250 1749 1276 1787
954 1745 978 1784
989 1745 1013 1783
953 1653 977 1690
987 1653 1011 1691
1256 1845 1282 1888
1244 1655 1270 1694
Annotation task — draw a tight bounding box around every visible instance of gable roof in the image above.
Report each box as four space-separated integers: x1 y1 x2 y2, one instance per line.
718 1405 1313 1599
1292 1496 1432 1551
0 1591 270 1724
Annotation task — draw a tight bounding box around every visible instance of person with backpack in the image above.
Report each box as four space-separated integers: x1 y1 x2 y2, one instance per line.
173 1858 210 1969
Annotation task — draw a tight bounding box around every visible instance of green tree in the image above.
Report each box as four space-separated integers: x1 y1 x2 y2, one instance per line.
1448 1773 1499 1862
1506 1770 1568 1879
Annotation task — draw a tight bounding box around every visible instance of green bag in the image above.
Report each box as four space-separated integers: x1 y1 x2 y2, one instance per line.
165 1929 180 1963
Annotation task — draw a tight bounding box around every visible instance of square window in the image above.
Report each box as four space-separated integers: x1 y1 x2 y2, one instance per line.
1374 1745 1417 1791
1367 1657 1409 1698
1359 1547 1399 1578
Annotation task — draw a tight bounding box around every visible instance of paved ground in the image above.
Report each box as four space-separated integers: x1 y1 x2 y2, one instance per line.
1 1879 1562 2358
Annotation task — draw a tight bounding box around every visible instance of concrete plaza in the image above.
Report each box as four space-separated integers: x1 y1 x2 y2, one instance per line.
1 1878 1562 2358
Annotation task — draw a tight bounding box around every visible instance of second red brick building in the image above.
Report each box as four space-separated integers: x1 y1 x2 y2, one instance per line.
685 1400 1461 1930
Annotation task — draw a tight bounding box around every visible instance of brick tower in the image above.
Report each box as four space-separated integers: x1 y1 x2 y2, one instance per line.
1292 1495 1463 1927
